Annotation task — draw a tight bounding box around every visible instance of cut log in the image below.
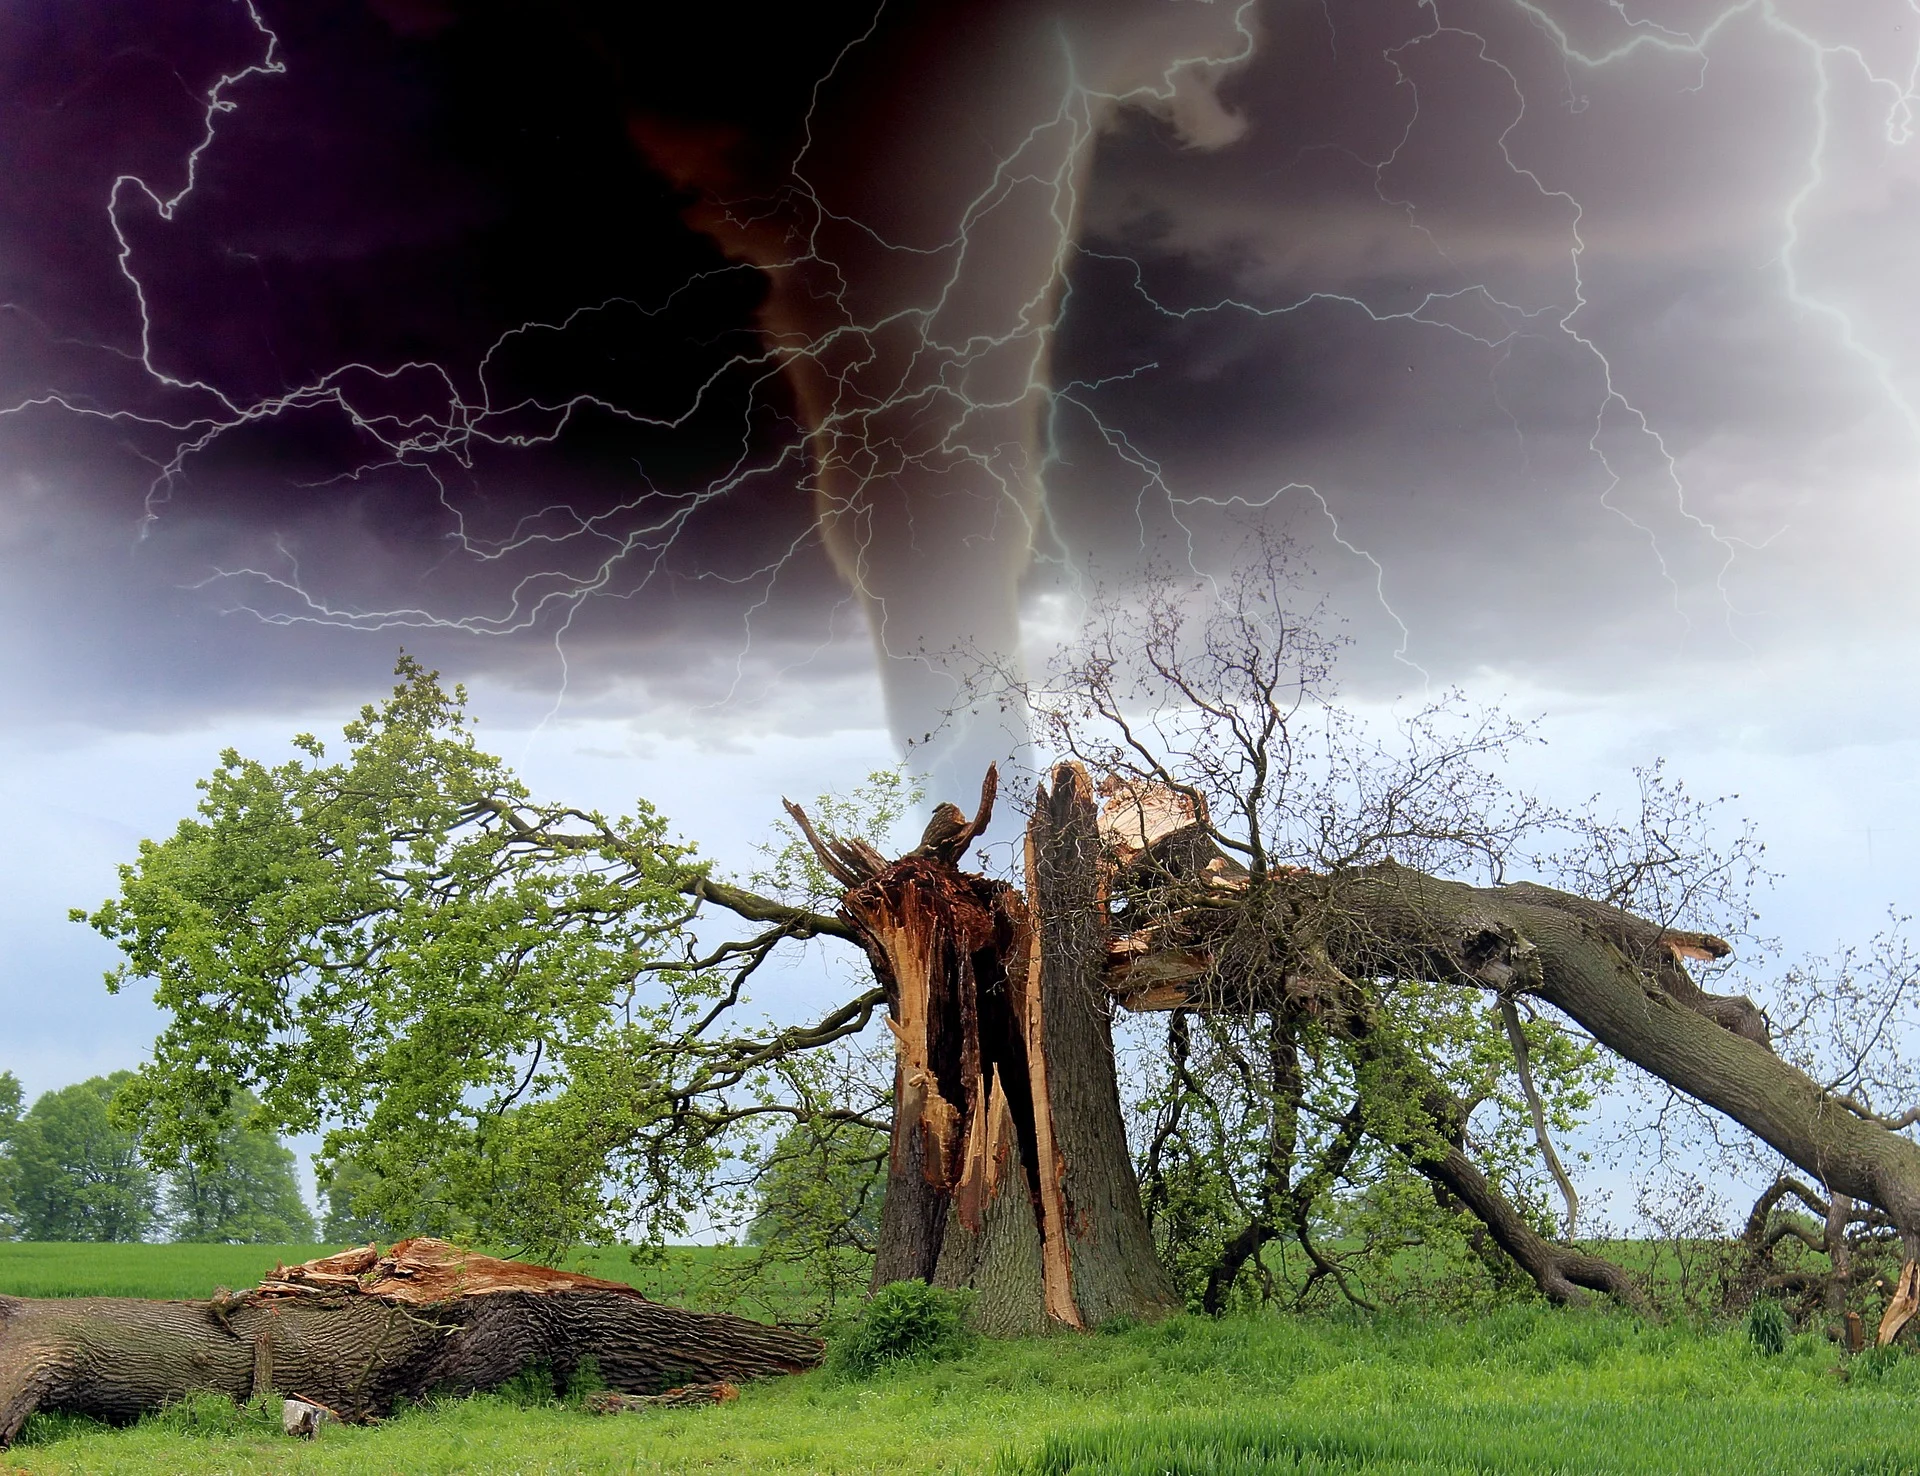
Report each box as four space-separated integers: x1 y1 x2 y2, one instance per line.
0 1239 820 1445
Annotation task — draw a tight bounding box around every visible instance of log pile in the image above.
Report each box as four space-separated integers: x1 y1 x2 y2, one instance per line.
0 1238 820 1445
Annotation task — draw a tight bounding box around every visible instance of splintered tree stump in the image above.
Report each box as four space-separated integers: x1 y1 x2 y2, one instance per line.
0 1238 821 1445
799 764 1177 1332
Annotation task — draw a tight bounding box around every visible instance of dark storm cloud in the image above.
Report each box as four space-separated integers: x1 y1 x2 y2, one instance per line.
1 0 873 725
5 0 1917 729
1045 0 1920 693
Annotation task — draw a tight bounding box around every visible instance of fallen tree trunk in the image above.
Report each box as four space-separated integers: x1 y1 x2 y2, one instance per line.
1342 866 1920 1250
0 1239 820 1445
1108 837 1920 1259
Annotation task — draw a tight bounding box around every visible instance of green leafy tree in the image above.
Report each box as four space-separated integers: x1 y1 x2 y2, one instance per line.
77 656 873 1255
747 1120 888 1249
319 1154 396 1244
320 1151 473 1244
13 1073 157 1242
164 1093 316 1243
0 1071 22 1239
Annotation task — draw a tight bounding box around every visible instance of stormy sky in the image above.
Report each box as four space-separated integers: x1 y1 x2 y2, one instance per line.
4 0 1919 1200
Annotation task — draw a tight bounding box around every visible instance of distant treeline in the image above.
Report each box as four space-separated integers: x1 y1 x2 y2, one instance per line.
0 1069 331 1244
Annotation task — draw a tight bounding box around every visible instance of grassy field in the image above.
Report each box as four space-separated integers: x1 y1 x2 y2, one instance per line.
0 1242 787 1308
5 1248 1920 1474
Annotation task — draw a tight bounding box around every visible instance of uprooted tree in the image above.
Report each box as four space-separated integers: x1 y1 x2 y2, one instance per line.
63 550 1920 1352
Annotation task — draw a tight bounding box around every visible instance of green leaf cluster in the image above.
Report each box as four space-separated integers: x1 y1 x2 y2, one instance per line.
9 1073 157 1242
829 1280 976 1377
76 656 812 1252
163 1090 315 1244
746 1120 887 1250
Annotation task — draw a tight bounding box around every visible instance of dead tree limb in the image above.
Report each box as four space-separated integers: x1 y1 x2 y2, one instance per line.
1109 853 1920 1258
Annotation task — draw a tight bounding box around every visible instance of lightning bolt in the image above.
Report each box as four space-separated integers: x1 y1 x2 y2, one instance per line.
10 0 1920 766
1050 0 1920 685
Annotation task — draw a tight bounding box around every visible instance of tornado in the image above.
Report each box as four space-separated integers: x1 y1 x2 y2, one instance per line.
639 0 1257 810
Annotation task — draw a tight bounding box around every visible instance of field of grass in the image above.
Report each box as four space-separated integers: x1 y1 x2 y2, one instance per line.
0 1241 711 1298
6 1247 1920 1473
0 1241 838 1321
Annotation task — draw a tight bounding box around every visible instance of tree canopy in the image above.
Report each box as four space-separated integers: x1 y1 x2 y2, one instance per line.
163 1091 315 1244
10 1074 156 1243
0 1073 21 1240
78 655 880 1254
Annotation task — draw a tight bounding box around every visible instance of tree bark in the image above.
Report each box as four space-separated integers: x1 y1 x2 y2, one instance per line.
0 1240 820 1446
803 765 1177 1330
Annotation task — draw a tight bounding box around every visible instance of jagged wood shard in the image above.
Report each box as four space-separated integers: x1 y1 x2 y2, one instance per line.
796 763 1177 1329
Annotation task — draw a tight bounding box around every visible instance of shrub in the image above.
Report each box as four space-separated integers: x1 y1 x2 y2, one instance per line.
830 1280 975 1378
566 1356 609 1405
1747 1298 1789 1356
494 1363 559 1407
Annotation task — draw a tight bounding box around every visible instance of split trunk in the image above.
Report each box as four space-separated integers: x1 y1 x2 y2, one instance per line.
801 764 1178 1333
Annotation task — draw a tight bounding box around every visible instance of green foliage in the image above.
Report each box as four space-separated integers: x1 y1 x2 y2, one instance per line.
494 1363 560 1409
1137 993 1611 1314
319 1150 472 1243
1748 1297 1790 1356
141 1391 277 1438
564 1356 609 1406
830 1281 976 1378
1850 1344 1920 1390
0 1069 22 1239
11 1073 157 1242
749 768 920 913
164 1090 315 1243
319 1151 394 1243
339 1159 454 1241
746 1119 887 1248
75 656 773 1252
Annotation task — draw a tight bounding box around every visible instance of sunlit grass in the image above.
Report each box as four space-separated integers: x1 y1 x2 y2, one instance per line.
0 1241 819 1308
9 1293 1920 1474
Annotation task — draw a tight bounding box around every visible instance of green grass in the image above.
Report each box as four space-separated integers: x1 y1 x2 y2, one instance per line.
0 1243 350 1299
0 1242 823 1313
8 1287 1920 1474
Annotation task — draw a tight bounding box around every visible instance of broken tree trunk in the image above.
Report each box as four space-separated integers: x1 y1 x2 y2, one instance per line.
1113 849 1920 1263
0 1238 820 1445
796 764 1177 1332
